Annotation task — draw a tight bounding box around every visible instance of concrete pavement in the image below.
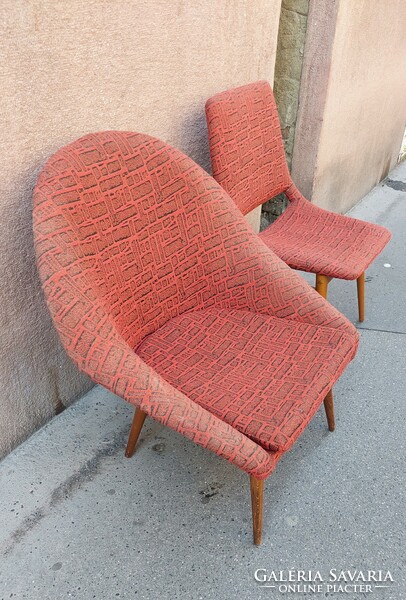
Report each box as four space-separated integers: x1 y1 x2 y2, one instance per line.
1 162 405 600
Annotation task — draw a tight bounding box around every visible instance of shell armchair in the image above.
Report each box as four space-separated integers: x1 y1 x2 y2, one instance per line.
205 80 392 321
33 131 359 545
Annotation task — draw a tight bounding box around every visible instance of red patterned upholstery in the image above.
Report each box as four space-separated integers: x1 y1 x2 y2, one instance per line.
205 81 391 280
137 308 355 452
33 131 358 481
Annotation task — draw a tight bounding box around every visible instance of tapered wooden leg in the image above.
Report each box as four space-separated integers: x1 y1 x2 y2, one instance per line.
323 390 335 432
125 408 147 458
357 272 365 322
315 274 330 299
250 475 264 545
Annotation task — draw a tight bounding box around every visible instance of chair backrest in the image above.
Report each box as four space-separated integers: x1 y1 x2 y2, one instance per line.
33 131 245 350
205 80 291 216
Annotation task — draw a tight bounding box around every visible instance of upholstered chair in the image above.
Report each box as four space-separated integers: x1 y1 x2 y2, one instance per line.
205 81 391 321
33 131 359 544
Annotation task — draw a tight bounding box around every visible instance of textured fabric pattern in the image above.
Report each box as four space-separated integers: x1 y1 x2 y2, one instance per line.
206 81 391 280
33 131 358 480
206 81 291 215
260 190 392 279
137 308 355 452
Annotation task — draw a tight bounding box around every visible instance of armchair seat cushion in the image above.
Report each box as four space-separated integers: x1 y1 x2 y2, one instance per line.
137 308 357 452
259 197 392 280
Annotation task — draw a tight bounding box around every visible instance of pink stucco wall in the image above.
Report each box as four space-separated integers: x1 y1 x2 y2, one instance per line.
292 0 406 212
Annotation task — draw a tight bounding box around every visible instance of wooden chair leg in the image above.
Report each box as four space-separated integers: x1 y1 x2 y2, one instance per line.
250 475 264 545
323 389 335 432
315 274 330 299
125 408 147 458
357 272 365 322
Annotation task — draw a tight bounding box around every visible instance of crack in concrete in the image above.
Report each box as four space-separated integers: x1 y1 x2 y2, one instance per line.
1 426 128 557
356 326 406 335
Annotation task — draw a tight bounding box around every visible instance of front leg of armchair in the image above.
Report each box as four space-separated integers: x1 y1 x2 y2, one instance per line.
125 407 147 458
323 390 335 432
250 475 265 545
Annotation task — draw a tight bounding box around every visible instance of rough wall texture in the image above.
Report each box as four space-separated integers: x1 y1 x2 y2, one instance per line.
262 0 309 228
274 0 309 167
292 0 406 212
0 0 282 458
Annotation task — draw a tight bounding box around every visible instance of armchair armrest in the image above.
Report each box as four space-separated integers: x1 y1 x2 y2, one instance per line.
54 294 277 480
207 199 359 346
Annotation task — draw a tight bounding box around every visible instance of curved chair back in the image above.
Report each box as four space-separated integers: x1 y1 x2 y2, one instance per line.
33 131 243 350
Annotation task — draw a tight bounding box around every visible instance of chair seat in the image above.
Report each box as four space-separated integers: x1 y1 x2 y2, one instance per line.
136 308 357 453
259 197 392 280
